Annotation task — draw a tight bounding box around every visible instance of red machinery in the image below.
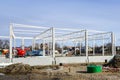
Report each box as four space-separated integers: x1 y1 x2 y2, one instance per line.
16 48 26 57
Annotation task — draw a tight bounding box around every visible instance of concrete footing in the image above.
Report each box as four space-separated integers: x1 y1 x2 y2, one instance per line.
0 56 113 66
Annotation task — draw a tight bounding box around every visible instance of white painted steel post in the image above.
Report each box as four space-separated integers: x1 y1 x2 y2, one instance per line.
49 41 52 56
111 32 115 55
32 38 35 50
39 40 40 49
34 39 36 50
22 38 24 50
52 27 55 64
52 27 55 58
102 35 105 56
9 24 13 62
74 41 76 55
85 30 88 57
32 39 34 50
61 40 64 56
13 38 16 55
43 39 45 56
85 30 89 62
47 41 49 56
79 41 81 55
93 37 95 55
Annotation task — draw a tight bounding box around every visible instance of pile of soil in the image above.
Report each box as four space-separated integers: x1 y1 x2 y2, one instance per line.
4 63 31 74
3 63 60 74
103 55 120 68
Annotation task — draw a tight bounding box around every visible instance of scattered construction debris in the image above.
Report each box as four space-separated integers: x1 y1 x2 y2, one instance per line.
103 55 120 72
103 55 120 68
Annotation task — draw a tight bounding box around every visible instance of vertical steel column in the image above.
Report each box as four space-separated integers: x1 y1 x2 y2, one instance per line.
9 24 13 62
111 32 115 55
13 38 16 55
85 30 88 57
32 39 34 50
22 38 24 50
49 41 52 56
74 41 76 55
43 39 45 56
32 38 35 50
52 27 55 58
85 30 89 63
39 40 41 49
79 41 81 56
61 40 64 56
93 37 95 55
47 41 49 56
52 27 55 64
102 35 105 56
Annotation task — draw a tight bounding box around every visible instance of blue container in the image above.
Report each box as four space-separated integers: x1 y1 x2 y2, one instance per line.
32 49 43 56
26 49 43 56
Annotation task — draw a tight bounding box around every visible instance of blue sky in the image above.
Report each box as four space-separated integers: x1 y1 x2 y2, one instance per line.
0 0 120 44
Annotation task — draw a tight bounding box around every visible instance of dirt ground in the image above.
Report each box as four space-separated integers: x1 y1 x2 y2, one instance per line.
0 63 120 80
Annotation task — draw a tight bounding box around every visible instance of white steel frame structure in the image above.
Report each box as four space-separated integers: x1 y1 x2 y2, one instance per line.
9 23 55 63
7 23 116 63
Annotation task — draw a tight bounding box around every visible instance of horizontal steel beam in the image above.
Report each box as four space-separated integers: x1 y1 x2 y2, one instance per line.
15 37 33 39
34 28 52 38
14 29 44 33
55 27 83 31
0 36 9 38
14 32 40 35
57 30 86 37
13 23 49 29
88 29 105 33
88 32 112 37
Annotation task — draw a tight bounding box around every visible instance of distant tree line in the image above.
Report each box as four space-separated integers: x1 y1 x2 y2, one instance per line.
0 39 9 49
